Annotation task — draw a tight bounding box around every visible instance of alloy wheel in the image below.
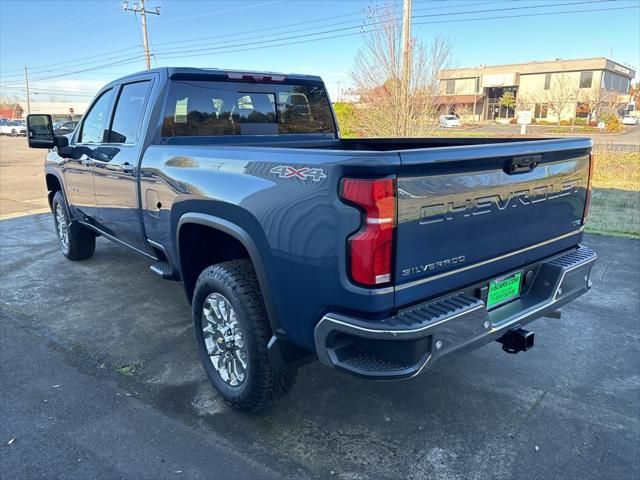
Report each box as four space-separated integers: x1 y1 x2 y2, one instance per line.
201 292 248 387
55 203 69 252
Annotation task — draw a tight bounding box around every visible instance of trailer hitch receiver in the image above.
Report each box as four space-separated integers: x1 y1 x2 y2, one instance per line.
497 328 534 354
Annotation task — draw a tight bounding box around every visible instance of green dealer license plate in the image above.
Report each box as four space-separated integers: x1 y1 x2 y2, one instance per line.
487 271 523 309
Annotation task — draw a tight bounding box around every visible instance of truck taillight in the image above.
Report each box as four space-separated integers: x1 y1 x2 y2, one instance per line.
582 152 595 225
340 177 396 286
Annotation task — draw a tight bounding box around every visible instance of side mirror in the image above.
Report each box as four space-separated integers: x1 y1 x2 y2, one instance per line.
27 114 55 148
56 136 74 159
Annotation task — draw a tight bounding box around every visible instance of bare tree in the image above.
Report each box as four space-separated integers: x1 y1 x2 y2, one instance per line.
532 71 579 125
577 87 618 122
515 92 533 115
453 103 473 124
350 1 454 137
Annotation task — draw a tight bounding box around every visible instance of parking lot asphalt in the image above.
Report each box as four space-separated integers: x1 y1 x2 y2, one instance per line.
1 214 639 480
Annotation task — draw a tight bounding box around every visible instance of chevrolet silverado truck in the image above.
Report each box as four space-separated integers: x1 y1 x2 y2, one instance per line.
26 67 597 411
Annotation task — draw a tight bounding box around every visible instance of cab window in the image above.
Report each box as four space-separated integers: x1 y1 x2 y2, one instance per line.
108 81 151 144
79 89 114 144
162 80 334 137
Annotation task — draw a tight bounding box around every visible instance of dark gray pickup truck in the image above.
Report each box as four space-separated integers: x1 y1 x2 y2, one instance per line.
27 67 596 411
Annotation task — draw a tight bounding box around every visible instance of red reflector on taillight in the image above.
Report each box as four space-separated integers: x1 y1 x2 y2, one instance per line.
582 152 595 225
341 177 396 286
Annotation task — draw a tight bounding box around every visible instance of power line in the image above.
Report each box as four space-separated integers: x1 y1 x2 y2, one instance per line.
1 1 161 80
0 1 634 88
150 0 619 58
152 0 282 25
150 0 432 48
154 4 638 62
2 57 144 86
145 0 519 55
0 0 459 79
0 6 124 76
0 0 577 81
3 87 97 98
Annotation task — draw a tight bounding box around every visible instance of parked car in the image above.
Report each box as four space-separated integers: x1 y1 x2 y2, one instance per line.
439 114 461 128
0 118 26 136
621 115 639 126
26 67 596 411
53 120 79 135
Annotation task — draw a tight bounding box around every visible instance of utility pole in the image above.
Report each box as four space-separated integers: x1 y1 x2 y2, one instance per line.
123 1 161 70
472 66 478 126
401 0 412 136
24 66 31 115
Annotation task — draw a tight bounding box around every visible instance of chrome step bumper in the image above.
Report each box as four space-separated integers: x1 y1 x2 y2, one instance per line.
314 246 597 379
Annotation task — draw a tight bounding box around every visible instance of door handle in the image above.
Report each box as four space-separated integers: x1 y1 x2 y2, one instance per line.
122 163 135 173
81 158 94 166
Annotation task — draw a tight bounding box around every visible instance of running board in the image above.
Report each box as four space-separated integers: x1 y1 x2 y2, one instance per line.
150 261 179 280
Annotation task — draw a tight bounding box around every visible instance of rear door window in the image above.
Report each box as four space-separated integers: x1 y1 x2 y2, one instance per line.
108 81 151 144
162 80 334 137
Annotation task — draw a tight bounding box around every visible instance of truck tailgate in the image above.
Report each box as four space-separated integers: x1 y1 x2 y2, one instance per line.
394 139 592 305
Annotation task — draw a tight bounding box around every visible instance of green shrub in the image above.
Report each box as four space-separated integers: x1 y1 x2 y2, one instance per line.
559 119 571 126
333 102 358 138
606 117 623 132
574 118 587 125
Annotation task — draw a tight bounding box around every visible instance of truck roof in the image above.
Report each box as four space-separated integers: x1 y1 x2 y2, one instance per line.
110 67 323 84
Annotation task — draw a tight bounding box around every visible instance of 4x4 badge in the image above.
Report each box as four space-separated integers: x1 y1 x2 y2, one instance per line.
270 165 326 182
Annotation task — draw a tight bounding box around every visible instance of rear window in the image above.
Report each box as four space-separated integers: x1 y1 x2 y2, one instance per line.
162 80 335 137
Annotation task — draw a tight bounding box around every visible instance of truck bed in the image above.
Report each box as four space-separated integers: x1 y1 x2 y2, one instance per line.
162 134 559 150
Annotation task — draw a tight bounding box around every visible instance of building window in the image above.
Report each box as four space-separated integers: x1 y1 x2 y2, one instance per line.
579 71 593 89
602 71 630 92
475 76 481 93
620 77 630 93
446 79 455 94
544 73 551 90
534 104 548 119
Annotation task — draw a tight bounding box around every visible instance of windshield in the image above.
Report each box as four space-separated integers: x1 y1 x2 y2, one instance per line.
162 80 335 137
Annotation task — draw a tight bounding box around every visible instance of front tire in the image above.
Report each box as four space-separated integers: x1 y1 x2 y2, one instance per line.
52 191 95 261
192 259 296 411
10 129 17 137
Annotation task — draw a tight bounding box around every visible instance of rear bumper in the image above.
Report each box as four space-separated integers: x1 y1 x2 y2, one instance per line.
314 246 597 379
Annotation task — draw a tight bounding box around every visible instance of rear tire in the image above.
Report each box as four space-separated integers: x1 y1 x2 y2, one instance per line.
52 191 95 261
192 259 296 412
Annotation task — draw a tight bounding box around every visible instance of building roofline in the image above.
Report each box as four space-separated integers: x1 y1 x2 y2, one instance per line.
442 57 636 78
